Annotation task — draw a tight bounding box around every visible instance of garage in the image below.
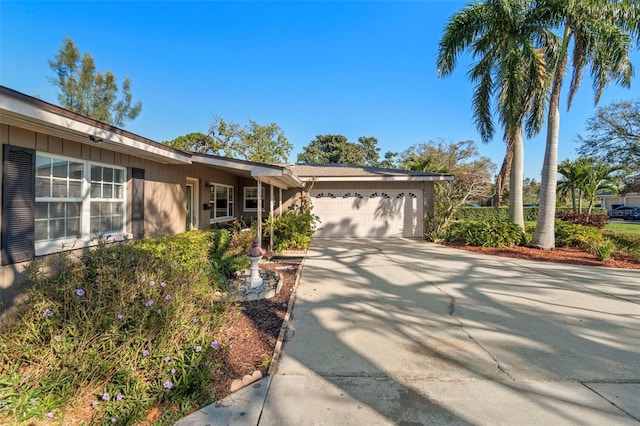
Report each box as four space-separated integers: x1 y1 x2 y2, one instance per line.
311 189 422 238
284 163 453 239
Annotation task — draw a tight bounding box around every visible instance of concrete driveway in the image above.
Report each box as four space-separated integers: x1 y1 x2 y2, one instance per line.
260 239 640 425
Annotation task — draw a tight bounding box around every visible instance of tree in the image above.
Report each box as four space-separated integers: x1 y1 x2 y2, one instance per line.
532 1 639 249
558 158 590 212
400 140 496 236
523 178 540 205
297 134 390 166
210 116 293 163
558 157 625 213
437 0 553 230
577 98 640 192
48 36 142 127
163 132 220 153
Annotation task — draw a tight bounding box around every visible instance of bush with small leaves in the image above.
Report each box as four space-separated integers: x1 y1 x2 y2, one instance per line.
445 220 527 247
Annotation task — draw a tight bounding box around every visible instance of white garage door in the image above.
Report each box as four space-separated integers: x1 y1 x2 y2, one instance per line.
311 190 422 238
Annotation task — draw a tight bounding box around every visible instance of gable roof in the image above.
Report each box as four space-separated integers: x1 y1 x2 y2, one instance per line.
286 163 454 182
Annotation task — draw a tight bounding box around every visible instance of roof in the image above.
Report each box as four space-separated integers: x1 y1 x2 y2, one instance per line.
0 86 302 188
286 163 454 182
192 153 304 189
0 86 191 165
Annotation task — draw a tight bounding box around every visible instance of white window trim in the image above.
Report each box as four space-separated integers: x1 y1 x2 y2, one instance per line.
34 153 130 256
209 183 235 224
243 186 266 212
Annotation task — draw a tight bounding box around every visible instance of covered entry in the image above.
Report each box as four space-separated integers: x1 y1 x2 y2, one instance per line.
311 189 423 238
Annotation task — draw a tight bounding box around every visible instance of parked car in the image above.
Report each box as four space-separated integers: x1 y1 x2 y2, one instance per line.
608 206 640 220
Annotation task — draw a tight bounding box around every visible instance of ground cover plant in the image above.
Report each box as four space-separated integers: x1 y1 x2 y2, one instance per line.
0 230 249 425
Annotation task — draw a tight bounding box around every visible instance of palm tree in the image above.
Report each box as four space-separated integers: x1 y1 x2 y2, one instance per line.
583 160 625 213
557 158 590 212
437 0 555 229
531 0 639 249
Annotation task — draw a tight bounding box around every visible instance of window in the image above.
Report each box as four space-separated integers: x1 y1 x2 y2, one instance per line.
90 165 125 234
209 184 234 222
243 187 265 211
35 156 83 241
34 154 126 250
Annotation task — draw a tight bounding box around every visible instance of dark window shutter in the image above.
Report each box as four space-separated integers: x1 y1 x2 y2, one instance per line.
2 145 36 265
131 167 145 238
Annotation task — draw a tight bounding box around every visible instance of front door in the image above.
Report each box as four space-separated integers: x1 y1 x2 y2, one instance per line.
186 178 199 231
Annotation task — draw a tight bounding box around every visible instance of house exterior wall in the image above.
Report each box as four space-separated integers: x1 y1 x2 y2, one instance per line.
1 124 198 313
598 193 640 210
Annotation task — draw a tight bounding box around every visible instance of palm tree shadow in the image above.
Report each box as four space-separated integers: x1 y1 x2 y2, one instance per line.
260 238 639 424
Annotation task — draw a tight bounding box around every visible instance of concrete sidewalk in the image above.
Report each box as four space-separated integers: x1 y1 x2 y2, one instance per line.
178 239 640 425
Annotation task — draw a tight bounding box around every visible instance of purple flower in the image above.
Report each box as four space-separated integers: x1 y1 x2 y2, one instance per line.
195 346 202 353
157 308 162 314
164 356 171 362
53 335 61 341
42 309 53 318
171 368 176 374
140 275 146 282
75 289 85 296
160 282 167 287
149 281 155 286
142 350 149 357
145 299 154 307
91 401 99 408
117 314 123 320
163 381 173 389
116 393 123 402
165 294 171 301
102 392 110 401
45 412 54 418
111 418 117 424
211 341 220 350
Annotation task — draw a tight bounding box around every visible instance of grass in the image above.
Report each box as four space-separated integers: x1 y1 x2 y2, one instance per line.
605 221 640 235
0 230 250 425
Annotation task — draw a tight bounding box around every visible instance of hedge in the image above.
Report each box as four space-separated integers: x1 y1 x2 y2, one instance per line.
454 206 607 222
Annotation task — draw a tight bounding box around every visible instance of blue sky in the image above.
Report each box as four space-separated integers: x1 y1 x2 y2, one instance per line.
1 1 638 179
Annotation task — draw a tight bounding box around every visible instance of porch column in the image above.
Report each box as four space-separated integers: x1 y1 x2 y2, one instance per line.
270 184 275 253
257 180 263 240
279 188 283 218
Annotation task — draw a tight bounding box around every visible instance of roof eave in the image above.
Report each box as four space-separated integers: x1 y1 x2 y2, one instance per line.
0 87 191 165
298 175 454 182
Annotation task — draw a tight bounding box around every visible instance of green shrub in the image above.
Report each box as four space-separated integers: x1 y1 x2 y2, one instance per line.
587 238 616 261
0 231 242 424
604 230 640 261
209 229 250 281
445 220 526 247
264 210 317 252
454 207 509 222
455 206 607 223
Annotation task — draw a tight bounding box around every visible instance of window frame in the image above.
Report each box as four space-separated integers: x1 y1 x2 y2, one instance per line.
34 152 128 256
209 183 235 223
243 186 266 212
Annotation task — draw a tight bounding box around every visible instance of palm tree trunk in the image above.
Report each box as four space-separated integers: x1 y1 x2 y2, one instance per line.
509 129 524 229
494 142 513 208
570 187 576 212
532 25 570 250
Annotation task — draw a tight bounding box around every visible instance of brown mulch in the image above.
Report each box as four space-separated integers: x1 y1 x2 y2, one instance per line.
209 261 298 402
443 242 640 270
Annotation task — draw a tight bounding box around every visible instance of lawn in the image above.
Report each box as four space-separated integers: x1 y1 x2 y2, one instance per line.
605 221 640 235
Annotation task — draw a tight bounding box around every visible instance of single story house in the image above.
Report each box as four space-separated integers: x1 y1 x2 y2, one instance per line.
0 85 451 310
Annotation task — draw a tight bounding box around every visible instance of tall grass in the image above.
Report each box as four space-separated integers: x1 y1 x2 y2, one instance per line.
0 230 248 424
